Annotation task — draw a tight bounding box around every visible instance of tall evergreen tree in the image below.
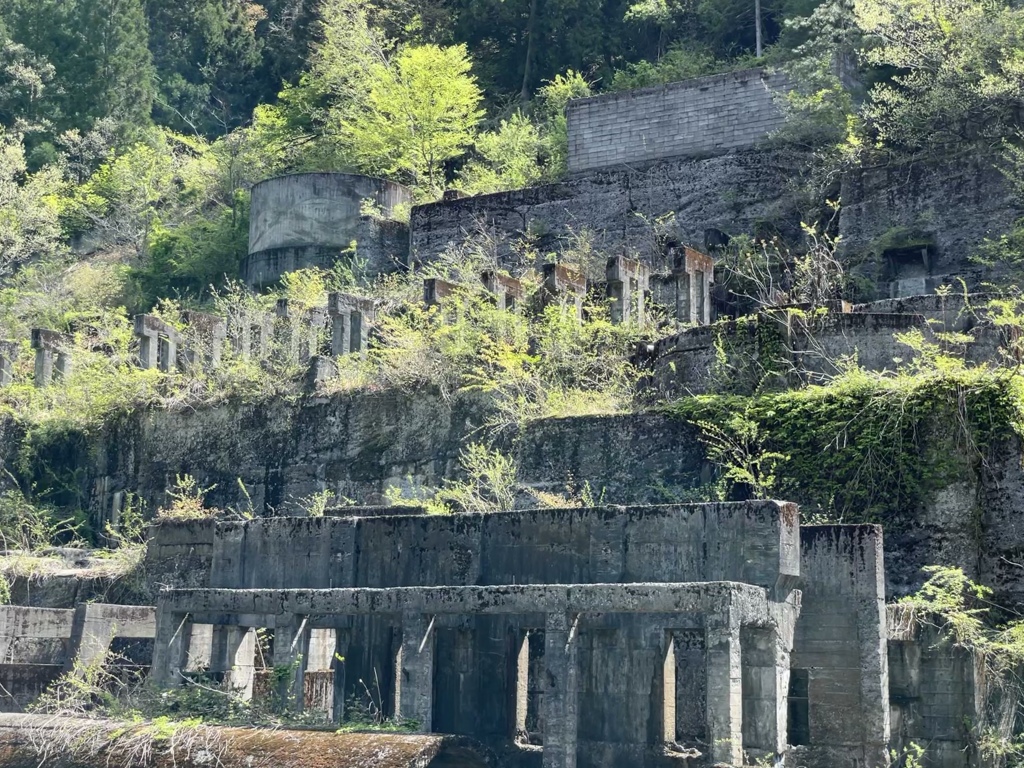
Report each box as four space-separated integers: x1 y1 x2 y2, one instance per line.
145 0 264 136
4 0 155 135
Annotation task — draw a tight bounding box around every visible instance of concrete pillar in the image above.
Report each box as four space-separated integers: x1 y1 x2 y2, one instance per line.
396 613 435 732
65 604 114 672
158 335 177 373
677 272 692 324
185 623 214 672
211 625 257 700
330 311 351 357
695 270 708 325
138 334 157 369
55 352 72 381
33 348 54 387
541 612 579 768
273 619 309 713
332 627 351 724
0 342 17 387
150 609 193 688
706 612 743 766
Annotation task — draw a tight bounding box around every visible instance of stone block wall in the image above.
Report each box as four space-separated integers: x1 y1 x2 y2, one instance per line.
566 69 791 173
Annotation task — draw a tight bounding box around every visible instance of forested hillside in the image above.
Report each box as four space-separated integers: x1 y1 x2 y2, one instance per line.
0 0 1022 311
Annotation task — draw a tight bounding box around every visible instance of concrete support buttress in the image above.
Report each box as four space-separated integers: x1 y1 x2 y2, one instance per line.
332 627 351 724
273 619 309 713
706 611 743 766
211 626 256 700
151 609 192 688
396 612 434 732
541 612 579 768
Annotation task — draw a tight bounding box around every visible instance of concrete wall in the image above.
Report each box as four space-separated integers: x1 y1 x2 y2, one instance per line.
201 501 800 591
243 173 412 289
888 616 980 768
792 526 889 768
49 392 707 541
153 507 801 768
839 153 1021 297
566 69 790 173
410 148 809 267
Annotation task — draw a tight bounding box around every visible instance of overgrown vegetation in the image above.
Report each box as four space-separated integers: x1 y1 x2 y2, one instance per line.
894 566 1024 764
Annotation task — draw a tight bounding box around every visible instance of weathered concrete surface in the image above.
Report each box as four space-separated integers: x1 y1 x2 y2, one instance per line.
411 149 810 266
0 714 496 768
8 392 707 541
888 608 981 768
198 501 800 591
567 68 790 173
793 526 889 768
149 504 806 768
243 173 412 289
839 152 1021 296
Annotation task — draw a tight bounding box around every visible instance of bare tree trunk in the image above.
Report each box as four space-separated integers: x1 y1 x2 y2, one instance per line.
755 0 763 58
520 0 540 105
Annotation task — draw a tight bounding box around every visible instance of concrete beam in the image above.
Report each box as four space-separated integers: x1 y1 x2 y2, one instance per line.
157 582 773 625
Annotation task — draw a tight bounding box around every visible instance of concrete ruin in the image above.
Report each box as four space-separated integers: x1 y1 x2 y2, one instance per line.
30 330 72 387
0 604 155 712
142 502 895 768
328 292 378 356
651 245 715 326
242 173 412 290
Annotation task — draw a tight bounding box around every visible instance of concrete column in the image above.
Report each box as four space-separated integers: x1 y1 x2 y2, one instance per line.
185 623 214 672
351 312 365 353
331 311 350 357
150 609 193 688
34 348 54 388
541 612 579 768
609 281 626 324
332 627 351 724
676 272 692 324
65 604 114 672
211 626 256 700
158 335 177 373
273 619 309 713
857 537 891 766
396 613 434 732
138 334 157 369
705 612 743 766
0 346 14 387
54 352 72 381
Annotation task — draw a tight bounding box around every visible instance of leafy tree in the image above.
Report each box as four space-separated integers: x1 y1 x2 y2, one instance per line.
535 70 591 179
856 0 1024 150
145 0 265 136
341 43 484 198
0 130 65 277
457 111 544 194
4 0 155 135
0 24 54 132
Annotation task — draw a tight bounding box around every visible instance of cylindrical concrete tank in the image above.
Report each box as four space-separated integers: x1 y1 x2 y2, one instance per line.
242 173 412 290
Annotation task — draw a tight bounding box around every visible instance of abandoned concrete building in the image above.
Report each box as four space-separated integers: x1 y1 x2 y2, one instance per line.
137 501 895 768
2 66 1022 768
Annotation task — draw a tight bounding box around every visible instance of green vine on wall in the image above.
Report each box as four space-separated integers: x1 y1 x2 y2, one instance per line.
670 368 1022 523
